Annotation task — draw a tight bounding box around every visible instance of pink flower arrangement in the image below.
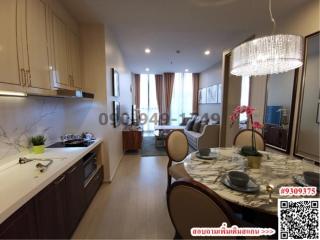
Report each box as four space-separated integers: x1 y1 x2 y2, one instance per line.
230 105 264 154
252 121 263 129
230 105 263 129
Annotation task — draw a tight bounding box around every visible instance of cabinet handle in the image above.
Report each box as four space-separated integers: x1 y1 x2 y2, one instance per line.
20 69 26 86
69 75 74 87
94 173 100 181
26 70 31 87
68 164 78 174
54 175 65 185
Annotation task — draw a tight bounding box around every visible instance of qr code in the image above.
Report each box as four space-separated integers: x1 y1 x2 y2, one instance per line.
278 199 320 239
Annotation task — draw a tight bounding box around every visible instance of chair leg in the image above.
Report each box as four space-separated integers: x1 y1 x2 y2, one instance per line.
167 160 172 193
167 175 172 193
174 231 181 239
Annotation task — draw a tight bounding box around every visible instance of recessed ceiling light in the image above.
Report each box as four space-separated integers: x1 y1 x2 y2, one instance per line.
185 69 189 72
204 50 211 55
145 48 151 54
145 68 150 72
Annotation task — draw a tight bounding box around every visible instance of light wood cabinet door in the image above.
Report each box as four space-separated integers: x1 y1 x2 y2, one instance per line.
25 0 51 90
52 14 70 88
69 31 82 89
0 0 21 86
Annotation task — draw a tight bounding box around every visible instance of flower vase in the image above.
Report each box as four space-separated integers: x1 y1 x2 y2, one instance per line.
247 155 262 169
32 145 45 154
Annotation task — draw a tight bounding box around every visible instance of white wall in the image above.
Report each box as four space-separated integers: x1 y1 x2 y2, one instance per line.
104 26 133 180
199 62 222 118
64 24 132 182
0 96 65 166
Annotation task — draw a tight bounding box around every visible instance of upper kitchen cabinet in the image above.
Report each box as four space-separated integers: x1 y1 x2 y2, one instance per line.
0 0 84 94
51 13 71 89
24 0 52 91
69 31 82 89
47 0 82 90
0 0 24 91
0 0 53 94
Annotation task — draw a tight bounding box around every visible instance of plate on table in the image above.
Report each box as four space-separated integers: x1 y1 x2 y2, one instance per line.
293 175 320 192
221 174 260 193
195 152 217 160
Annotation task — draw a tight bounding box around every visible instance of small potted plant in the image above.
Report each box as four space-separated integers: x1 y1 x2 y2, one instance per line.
31 135 46 154
230 106 264 168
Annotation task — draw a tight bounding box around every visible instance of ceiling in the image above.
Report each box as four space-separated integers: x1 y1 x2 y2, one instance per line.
61 0 310 74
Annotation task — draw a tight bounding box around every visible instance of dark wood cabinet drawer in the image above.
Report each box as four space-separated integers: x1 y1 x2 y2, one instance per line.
65 160 85 237
85 166 103 206
0 201 37 239
35 174 67 239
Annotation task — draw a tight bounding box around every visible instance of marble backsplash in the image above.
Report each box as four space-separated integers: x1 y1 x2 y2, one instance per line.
0 96 65 164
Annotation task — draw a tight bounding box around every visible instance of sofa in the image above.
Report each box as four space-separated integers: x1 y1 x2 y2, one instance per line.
182 117 220 150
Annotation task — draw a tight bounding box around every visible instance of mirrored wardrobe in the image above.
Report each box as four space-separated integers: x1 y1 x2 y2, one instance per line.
263 69 298 153
295 31 320 162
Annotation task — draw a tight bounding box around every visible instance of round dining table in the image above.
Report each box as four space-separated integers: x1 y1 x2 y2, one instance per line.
183 147 319 216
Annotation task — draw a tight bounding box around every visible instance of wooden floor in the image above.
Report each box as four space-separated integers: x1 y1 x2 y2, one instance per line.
73 155 175 239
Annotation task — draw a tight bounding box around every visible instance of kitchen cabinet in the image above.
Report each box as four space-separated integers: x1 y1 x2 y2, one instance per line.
51 16 82 90
85 166 103 207
24 0 51 90
0 0 84 94
68 30 82 89
52 13 70 88
0 201 37 239
0 0 52 93
35 174 67 239
65 160 86 237
0 0 23 88
0 147 103 239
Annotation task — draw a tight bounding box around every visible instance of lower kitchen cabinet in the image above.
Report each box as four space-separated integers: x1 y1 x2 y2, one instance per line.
85 166 103 206
0 157 103 239
0 201 37 239
35 174 67 239
65 160 86 237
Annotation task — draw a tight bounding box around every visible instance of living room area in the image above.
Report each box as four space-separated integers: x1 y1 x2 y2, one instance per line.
124 68 222 156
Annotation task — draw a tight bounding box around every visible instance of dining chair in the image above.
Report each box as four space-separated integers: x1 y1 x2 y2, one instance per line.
165 130 190 192
167 178 252 239
233 129 266 151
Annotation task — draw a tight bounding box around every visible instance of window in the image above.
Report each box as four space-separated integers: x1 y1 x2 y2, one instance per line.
170 73 193 125
140 74 158 131
240 76 250 122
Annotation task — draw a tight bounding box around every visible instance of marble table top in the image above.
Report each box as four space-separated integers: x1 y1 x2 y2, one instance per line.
183 148 319 215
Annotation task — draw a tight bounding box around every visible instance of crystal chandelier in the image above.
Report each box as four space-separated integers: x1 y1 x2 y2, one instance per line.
230 0 304 76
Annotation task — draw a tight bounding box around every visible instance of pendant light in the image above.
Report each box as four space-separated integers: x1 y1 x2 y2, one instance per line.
230 0 304 77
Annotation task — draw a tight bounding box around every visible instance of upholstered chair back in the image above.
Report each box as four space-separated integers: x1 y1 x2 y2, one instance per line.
166 130 189 163
167 179 234 239
234 129 265 151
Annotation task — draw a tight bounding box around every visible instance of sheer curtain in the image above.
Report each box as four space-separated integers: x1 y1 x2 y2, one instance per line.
140 74 158 131
170 73 193 125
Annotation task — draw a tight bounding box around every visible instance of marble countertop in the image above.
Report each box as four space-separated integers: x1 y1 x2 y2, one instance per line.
0 139 102 224
184 148 319 215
